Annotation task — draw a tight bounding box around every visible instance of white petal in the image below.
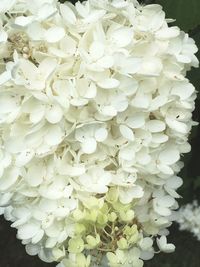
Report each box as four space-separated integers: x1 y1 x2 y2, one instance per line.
84 82 97 99
131 93 150 109
159 147 180 165
139 237 153 250
166 176 183 189
97 78 120 89
119 77 138 96
18 223 40 240
15 16 34 26
111 27 133 47
0 0 16 13
95 128 108 142
157 236 175 253
89 41 105 60
158 164 174 175
30 108 45 124
37 3 56 20
15 150 34 167
61 165 86 177
166 118 188 134
146 120 166 133
83 10 106 23
120 57 141 74
138 57 162 76
126 113 145 129
45 105 63 124
155 27 180 40
45 125 63 146
26 244 40 256
119 125 135 141
60 36 77 56
27 22 45 40
60 4 76 24
0 29 8 42
171 82 195 100
45 27 65 43
98 56 114 68
112 96 128 112
39 199 57 212
0 71 11 85
159 196 175 208
152 133 168 143
81 138 97 154
101 105 117 116
0 167 19 191
150 95 168 111
0 94 18 113
154 203 171 216
26 163 44 187
119 186 144 204
119 146 135 161
75 1 89 17
136 149 151 165
32 229 44 244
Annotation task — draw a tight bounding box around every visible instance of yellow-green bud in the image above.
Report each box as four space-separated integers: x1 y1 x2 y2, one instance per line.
68 237 84 254
85 234 100 249
97 213 108 225
106 187 119 203
108 212 117 222
75 223 86 235
117 237 129 249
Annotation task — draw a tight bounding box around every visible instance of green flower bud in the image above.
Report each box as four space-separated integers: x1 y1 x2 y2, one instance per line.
97 213 108 225
100 203 109 214
124 225 138 236
112 201 131 212
73 209 85 221
76 253 91 267
86 209 98 222
68 237 84 254
107 249 125 265
119 210 135 222
106 187 119 203
128 230 139 245
108 212 117 222
75 223 86 235
117 237 129 250
83 196 104 209
123 225 139 244
85 234 100 249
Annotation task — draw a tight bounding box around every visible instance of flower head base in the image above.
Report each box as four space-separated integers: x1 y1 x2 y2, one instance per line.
0 0 198 266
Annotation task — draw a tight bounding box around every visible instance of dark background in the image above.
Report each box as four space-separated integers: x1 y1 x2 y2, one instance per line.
1 0 200 266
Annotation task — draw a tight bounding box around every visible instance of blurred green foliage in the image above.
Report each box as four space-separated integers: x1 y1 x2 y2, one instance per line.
156 0 200 31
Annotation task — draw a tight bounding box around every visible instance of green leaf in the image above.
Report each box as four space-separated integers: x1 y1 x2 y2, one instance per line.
156 0 200 31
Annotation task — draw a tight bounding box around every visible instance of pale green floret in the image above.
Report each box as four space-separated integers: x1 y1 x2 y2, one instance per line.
68 237 85 254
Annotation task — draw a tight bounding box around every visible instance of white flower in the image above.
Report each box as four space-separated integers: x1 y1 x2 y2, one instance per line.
156 236 175 253
0 0 198 266
176 201 200 241
75 123 108 154
78 167 112 193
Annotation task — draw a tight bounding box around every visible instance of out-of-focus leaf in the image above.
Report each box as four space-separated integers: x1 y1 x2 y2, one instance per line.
156 0 200 31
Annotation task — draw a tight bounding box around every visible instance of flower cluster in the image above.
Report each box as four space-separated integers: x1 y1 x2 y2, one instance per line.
176 201 200 241
0 0 198 266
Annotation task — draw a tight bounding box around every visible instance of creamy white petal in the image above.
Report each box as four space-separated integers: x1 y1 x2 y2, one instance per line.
159 147 180 165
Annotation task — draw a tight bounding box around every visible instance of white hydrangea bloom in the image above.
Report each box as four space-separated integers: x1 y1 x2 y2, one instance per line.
0 0 198 266
176 200 200 241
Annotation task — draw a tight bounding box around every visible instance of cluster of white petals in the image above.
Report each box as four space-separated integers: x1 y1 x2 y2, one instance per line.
0 0 198 266
176 200 200 241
